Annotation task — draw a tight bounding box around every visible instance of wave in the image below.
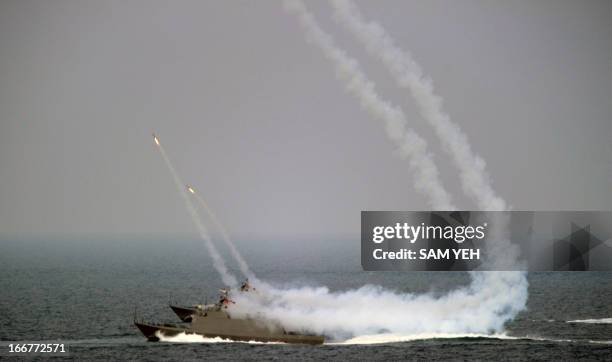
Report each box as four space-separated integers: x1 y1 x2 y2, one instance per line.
523 336 612 345
336 333 612 346
331 333 516 345
154 331 612 346
589 340 612 345
567 318 612 324
155 331 513 345
155 331 284 344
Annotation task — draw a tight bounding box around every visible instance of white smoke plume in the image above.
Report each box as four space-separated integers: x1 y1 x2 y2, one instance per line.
232 272 527 340
284 0 454 211
225 0 529 341
154 138 238 287
330 0 506 212
189 186 258 282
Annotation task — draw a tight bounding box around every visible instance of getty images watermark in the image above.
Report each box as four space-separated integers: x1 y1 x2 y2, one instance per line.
361 211 612 271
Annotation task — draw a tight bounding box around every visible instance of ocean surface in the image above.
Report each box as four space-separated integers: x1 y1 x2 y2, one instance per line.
1 237 611 360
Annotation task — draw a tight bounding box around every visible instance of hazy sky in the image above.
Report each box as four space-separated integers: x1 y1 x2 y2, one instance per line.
1 0 610 239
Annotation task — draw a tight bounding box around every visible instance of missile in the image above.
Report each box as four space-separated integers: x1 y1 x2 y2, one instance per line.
152 133 160 146
186 185 195 194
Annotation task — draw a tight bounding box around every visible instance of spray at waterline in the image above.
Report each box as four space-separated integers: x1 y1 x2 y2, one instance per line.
185 184 257 282
152 133 238 287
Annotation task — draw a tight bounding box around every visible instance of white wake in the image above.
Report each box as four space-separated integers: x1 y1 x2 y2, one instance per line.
567 318 612 324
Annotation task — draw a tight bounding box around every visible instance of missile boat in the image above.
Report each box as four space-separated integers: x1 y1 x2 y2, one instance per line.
135 286 325 345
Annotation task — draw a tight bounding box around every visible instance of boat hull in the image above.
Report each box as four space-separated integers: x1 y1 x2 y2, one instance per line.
134 321 324 345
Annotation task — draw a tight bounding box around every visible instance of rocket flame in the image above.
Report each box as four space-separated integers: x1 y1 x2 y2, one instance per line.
153 133 160 146
187 185 195 194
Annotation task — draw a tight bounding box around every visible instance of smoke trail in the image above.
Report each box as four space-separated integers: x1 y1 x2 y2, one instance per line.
225 0 529 341
153 136 238 287
330 0 506 212
329 0 525 264
284 0 454 211
187 185 257 282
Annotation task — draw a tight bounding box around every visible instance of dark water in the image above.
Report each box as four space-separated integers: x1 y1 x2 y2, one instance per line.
1 237 611 360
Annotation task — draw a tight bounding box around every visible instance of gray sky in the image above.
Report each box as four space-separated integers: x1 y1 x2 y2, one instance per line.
1 0 610 239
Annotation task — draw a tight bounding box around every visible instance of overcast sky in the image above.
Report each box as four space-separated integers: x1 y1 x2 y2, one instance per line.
1 0 610 240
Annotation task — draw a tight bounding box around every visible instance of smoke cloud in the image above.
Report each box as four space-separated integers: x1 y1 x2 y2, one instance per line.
231 272 527 340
